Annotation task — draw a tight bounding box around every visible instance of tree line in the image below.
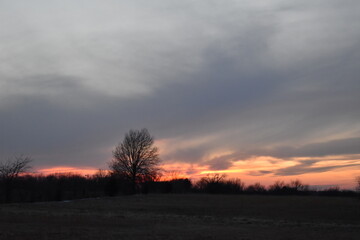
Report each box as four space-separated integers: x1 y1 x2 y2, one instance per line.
0 170 358 204
1 129 359 203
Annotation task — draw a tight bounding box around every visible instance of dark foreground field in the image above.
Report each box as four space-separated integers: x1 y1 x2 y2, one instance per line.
0 194 359 240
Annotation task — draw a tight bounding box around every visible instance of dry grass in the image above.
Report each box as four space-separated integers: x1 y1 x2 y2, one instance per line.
0 194 359 239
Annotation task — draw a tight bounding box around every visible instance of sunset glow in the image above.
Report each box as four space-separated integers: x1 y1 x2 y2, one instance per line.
1 0 359 191
35 157 359 189
37 167 99 176
144 154 360 189
34 151 360 189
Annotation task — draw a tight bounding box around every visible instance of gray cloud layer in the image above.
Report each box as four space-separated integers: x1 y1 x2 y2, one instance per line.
1 1 359 174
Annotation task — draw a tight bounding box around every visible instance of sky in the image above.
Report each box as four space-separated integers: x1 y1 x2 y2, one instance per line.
1 0 359 188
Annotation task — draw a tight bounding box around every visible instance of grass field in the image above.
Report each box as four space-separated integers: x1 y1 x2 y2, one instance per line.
0 194 359 239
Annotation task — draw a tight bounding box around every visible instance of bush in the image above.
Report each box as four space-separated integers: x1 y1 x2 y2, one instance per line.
195 174 245 194
268 180 309 195
245 183 266 194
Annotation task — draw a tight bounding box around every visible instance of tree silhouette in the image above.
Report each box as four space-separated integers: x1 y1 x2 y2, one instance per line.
109 128 160 193
0 155 32 202
0 155 32 180
246 182 266 194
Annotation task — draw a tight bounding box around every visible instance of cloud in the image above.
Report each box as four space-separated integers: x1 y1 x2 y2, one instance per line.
206 155 236 171
246 157 360 177
250 137 360 159
0 0 359 175
273 160 360 176
248 170 273 176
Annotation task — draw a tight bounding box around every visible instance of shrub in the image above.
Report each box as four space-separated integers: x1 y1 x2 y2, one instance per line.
245 182 266 194
195 174 244 194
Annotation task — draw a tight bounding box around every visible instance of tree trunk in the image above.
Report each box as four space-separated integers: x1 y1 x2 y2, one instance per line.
131 173 137 194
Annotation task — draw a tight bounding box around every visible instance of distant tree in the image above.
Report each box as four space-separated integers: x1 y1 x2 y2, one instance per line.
195 174 245 194
195 173 227 191
246 182 266 194
0 155 32 202
268 180 287 194
356 177 360 193
170 178 192 193
93 169 109 179
0 155 32 181
223 178 245 193
109 128 160 193
321 186 341 196
289 179 309 192
163 170 182 181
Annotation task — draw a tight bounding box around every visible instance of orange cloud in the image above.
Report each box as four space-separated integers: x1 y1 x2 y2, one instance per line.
34 154 360 189
37 166 98 176
160 155 360 189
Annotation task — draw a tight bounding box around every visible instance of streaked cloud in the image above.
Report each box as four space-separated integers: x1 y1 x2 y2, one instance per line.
0 0 359 186
274 161 360 176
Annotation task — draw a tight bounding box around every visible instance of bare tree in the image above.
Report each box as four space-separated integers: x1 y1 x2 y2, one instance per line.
289 179 309 192
0 155 32 202
109 129 160 192
195 173 227 192
196 173 227 187
246 182 266 194
93 169 109 179
0 155 32 180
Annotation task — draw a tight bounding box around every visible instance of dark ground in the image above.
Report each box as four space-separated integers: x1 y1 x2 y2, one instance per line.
0 194 359 239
